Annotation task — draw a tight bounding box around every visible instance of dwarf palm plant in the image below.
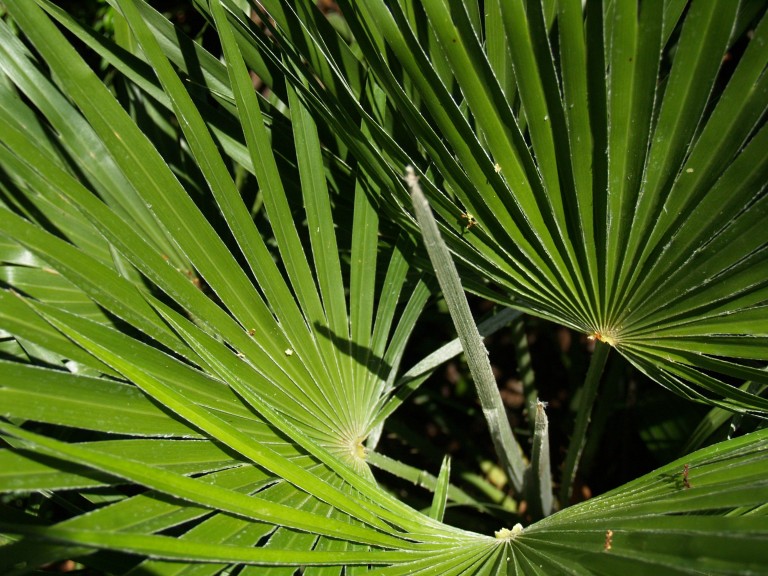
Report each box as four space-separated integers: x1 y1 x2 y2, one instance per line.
1 1 767 575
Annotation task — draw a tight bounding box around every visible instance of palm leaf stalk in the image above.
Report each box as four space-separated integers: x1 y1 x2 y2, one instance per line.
408 166 528 494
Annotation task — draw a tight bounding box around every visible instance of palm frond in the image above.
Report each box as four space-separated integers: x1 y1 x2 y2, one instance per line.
243 0 768 415
1 1 767 574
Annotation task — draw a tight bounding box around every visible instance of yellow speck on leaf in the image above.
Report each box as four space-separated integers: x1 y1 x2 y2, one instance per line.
604 529 614 551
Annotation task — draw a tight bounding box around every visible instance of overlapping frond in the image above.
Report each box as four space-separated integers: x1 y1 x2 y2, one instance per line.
1 1 767 574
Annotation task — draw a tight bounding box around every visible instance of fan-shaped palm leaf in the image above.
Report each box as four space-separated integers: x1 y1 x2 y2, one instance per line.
2 1 767 575
232 0 768 416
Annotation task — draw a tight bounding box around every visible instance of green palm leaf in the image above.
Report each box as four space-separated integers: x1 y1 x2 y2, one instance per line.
1 1 767 574
242 0 768 414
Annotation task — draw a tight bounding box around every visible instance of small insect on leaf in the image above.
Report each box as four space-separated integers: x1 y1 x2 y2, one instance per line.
589 331 616 346
460 212 478 230
682 463 691 489
494 162 502 173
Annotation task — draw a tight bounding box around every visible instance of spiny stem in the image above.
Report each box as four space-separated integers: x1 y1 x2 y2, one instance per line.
407 167 526 493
